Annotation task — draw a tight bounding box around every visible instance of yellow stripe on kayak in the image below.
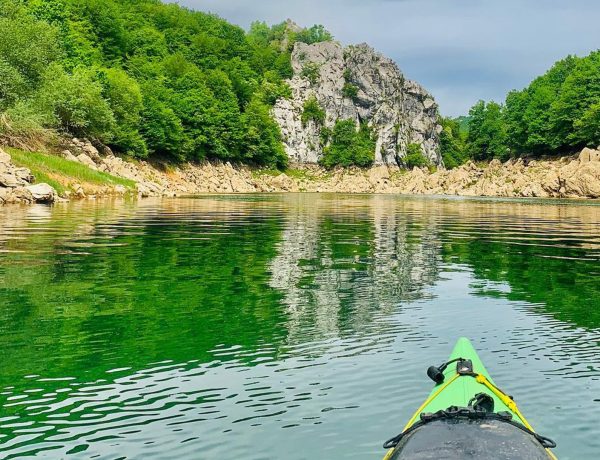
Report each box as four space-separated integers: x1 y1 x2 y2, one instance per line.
474 374 557 460
381 374 461 460
383 372 557 460
403 373 461 432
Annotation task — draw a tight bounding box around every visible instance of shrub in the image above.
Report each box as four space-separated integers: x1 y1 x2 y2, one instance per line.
404 143 430 169
35 64 115 141
321 119 375 168
295 25 333 44
342 82 359 100
301 62 321 85
320 125 332 146
301 96 325 127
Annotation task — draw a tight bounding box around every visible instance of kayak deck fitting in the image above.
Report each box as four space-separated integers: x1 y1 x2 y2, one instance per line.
382 337 557 460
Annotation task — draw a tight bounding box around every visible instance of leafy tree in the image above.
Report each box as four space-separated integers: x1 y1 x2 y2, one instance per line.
100 68 147 157
295 25 333 44
247 21 271 48
439 117 468 168
466 100 508 160
0 13 61 87
0 60 26 109
301 96 325 127
68 0 128 63
35 64 115 141
140 92 185 161
321 119 375 168
404 143 429 168
242 96 288 168
463 51 600 160
550 51 600 148
574 102 600 146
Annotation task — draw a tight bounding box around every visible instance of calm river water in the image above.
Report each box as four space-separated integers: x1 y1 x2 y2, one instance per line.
0 194 599 459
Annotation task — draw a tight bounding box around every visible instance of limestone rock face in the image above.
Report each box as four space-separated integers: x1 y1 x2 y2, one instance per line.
273 41 442 166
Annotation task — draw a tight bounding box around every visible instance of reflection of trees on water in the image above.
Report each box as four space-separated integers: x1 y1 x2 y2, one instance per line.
1 195 598 457
0 194 598 394
0 198 290 391
269 196 441 342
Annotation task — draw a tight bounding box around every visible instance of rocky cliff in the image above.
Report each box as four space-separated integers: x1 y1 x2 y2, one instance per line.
273 41 442 166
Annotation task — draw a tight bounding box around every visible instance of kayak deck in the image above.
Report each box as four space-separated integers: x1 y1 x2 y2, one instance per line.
411 337 509 422
383 337 557 460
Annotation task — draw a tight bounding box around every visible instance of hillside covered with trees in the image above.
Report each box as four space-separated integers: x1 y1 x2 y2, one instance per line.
443 51 600 167
0 0 598 172
0 0 335 168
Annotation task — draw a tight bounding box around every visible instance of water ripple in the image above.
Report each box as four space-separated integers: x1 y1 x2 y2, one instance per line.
0 195 598 459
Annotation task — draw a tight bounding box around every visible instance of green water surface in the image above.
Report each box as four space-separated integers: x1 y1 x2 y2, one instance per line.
0 194 598 459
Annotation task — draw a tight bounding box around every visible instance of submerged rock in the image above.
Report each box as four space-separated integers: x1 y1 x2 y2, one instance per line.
273 41 442 166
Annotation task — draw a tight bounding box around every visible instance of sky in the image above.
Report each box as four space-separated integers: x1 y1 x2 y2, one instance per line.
168 0 600 116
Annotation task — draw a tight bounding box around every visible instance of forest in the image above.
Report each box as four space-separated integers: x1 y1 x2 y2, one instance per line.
0 0 598 170
0 0 333 168
443 51 600 167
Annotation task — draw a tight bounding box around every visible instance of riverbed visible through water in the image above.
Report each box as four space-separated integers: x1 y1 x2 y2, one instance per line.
0 194 599 459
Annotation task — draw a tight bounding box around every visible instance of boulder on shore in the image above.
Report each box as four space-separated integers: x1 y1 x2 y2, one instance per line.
26 183 57 203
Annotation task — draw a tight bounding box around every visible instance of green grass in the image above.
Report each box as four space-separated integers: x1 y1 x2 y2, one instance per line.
7 148 136 194
284 168 319 181
251 167 282 179
251 167 321 181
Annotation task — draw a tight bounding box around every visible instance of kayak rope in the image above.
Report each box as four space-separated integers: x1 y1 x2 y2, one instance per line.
402 373 460 432
383 371 558 460
383 407 557 450
473 373 558 460
474 374 531 430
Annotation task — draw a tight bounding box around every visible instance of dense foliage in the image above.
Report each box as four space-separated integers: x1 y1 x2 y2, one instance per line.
301 96 325 127
439 51 600 167
404 143 430 169
460 51 600 162
320 119 376 168
466 101 508 160
0 0 332 168
439 117 468 169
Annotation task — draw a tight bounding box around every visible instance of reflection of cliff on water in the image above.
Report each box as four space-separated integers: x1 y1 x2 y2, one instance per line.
269 194 442 343
0 195 598 394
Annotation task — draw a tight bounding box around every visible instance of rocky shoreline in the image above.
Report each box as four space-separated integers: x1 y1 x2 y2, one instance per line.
1 142 600 205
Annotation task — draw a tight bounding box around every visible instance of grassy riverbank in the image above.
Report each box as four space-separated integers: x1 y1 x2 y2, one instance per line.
6 147 135 195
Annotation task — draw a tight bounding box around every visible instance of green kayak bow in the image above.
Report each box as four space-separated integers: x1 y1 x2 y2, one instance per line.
383 338 557 460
